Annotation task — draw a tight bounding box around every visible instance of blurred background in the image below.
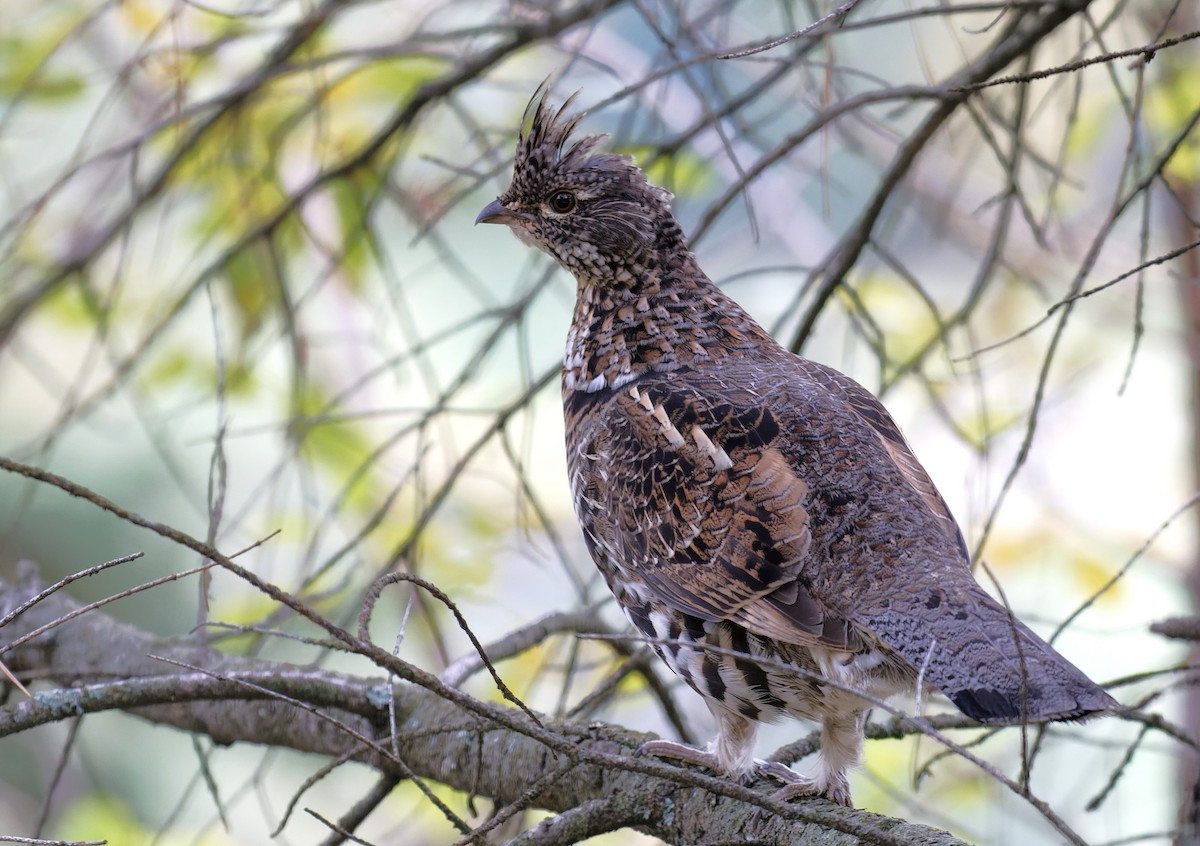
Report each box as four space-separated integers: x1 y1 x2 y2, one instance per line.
0 0 1196 842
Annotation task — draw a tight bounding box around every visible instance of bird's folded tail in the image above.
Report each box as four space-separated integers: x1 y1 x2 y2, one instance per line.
863 585 1117 724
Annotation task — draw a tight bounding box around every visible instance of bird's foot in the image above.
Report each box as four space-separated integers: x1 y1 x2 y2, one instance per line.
767 770 851 807
754 760 853 806
638 740 851 805
639 739 770 781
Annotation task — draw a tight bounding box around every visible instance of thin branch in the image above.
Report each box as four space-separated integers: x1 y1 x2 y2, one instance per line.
717 0 865 60
951 28 1200 91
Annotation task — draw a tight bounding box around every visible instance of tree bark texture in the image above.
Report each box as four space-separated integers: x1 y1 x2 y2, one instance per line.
0 562 967 846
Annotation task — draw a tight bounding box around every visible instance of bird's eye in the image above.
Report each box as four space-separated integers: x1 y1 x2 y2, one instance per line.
549 191 576 214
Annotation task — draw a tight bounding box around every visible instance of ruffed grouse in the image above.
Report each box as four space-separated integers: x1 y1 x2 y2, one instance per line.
477 91 1116 806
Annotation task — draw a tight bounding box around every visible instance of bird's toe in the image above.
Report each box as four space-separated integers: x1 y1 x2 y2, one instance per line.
754 759 807 786
768 774 852 807
638 738 721 771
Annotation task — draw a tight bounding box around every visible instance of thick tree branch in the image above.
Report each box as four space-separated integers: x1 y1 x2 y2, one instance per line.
0 563 966 846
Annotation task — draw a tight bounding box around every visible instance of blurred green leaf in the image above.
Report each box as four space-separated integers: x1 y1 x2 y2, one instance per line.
955 404 1023 452
332 54 449 103
850 274 940 371
222 240 280 342
1147 61 1200 182
329 175 379 285
0 31 85 102
293 383 377 510
55 793 145 843
41 276 95 327
138 345 258 396
621 145 718 196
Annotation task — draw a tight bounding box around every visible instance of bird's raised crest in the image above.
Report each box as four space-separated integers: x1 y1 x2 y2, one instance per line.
516 87 605 176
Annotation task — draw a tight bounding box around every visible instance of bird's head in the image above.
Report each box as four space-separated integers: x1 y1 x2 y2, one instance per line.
476 91 678 281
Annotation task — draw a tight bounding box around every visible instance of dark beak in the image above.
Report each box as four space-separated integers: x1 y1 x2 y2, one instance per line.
476 199 520 226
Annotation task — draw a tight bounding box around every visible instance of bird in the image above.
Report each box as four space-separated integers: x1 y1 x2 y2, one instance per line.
476 89 1117 807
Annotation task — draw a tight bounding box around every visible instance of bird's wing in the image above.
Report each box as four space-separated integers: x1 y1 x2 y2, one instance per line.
791 358 971 565
584 375 860 651
574 363 1114 721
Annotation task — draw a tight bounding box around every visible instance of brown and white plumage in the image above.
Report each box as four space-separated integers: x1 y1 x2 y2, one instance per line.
477 91 1116 806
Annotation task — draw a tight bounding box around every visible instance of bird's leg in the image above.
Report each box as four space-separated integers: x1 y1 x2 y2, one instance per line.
770 710 865 807
708 709 758 779
640 709 759 778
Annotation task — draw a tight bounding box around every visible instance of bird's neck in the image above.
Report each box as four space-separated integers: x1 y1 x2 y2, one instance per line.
562 252 773 394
